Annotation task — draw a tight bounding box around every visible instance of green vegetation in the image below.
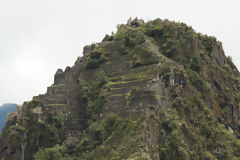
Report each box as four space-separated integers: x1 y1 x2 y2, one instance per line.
34 115 146 160
131 46 159 67
0 100 66 159
159 63 171 75
34 144 74 160
138 19 195 62
114 24 159 67
160 96 240 160
2 18 240 160
125 88 136 104
86 48 108 69
80 71 108 121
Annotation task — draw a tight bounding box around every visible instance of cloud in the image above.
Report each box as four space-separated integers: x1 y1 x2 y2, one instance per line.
0 0 240 105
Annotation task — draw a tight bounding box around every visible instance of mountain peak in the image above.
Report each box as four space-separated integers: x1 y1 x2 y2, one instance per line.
1 18 240 160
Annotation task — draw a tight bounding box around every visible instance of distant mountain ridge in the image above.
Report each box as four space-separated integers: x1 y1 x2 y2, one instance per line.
0 104 17 133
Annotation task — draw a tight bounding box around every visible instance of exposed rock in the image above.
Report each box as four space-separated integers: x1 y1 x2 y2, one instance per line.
211 42 226 66
54 69 65 84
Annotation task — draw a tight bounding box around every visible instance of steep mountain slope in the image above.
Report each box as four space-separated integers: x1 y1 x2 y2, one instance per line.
0 104 17 133
1 18 240 160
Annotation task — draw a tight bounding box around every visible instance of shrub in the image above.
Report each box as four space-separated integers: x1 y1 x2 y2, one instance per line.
86 48 107 69
131 46 159 67
162 73 170 87
159 63 171 76
190 56 201 72
80 72 108 120
34 145 74 160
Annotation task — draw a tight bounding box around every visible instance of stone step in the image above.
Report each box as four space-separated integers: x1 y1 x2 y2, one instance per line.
105 99 127 107
64 121 85 125
106 101 127 108
107 70 131 78
104 107 146 119
43 99 67 105
102 61 131 73
130 96 157 106
48 85 64 92
106 65 154 83
64 123 86 129
44 104 66 108
64 119 86 124
67 114 81 118
107 95 126 102
104 105 128 114
69 121 80 124
54 90 66 95
109 79 151 89
64 126 84 130
106 95 127 107
132 91 156 97
65 118 86 122
49 94 66 99
43 103 67 107
108 88 130 95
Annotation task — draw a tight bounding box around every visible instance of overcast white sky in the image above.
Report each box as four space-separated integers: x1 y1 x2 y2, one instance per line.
0 0 240 105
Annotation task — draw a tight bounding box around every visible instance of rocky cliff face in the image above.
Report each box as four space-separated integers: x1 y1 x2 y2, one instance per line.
1 18 240 160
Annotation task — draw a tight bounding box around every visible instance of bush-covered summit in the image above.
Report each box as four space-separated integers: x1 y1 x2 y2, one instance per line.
1 18 240 160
